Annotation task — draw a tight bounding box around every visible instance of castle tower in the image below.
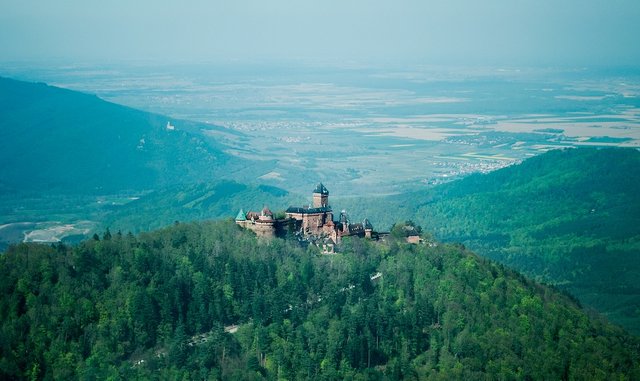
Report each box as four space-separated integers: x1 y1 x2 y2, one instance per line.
259 206 274 221
340 210 349 233
312 183 329 208
364 218 373 239
235 209 247 227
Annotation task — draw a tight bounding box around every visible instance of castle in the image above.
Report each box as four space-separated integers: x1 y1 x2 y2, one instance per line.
235 183 374 244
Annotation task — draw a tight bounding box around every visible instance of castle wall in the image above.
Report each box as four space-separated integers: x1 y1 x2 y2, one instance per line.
286 212 304 220
286 211 326 235
237 218 296 239
303 213 325 234
274 218 295 237
313 193 328 207
236 220 275 238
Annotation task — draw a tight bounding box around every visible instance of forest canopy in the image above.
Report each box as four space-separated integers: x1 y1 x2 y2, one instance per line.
1 220 638 380
385 147 640 335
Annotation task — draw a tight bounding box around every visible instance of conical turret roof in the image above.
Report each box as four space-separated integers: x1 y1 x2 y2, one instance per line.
313 183 329 195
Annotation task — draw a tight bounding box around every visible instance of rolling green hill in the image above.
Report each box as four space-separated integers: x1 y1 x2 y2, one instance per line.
101 181 299 233
0 76 242 194
394 148 640 334
1 220 639 379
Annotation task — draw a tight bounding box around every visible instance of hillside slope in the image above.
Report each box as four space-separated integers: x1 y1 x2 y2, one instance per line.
0 76 240 193
101 181 298 233
398 148 640 334
1 220 639 379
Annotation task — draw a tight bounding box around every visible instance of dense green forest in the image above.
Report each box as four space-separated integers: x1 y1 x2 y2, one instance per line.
387 148 640 334
2 220 639 380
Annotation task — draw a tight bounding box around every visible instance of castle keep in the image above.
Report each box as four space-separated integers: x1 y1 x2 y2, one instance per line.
235 183 373 244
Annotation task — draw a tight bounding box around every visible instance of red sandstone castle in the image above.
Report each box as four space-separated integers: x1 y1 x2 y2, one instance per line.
235 183 373 244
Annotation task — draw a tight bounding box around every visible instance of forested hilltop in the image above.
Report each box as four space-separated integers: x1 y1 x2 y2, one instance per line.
2 220 639 380
382 148 640 335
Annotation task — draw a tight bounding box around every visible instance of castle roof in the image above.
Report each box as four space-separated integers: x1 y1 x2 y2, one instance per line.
262 206 273 216
349 223 365 233
286 206 332 214
313 183 329 195
363 218 373 230
235 209 246 221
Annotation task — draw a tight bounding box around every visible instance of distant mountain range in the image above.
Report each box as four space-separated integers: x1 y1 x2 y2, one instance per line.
0 76 246 194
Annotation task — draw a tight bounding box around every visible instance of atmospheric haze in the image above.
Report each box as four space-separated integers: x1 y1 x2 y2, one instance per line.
1 0 639 66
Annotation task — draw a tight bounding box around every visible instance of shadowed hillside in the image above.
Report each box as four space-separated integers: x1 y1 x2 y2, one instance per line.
101 181 298 233
0 76 242 194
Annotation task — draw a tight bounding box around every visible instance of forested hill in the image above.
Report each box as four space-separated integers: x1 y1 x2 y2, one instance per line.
0 76 239 194
395 147 640 334
2 220 639 379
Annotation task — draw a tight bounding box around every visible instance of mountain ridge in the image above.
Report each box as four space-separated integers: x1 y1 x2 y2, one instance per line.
0 76 242 194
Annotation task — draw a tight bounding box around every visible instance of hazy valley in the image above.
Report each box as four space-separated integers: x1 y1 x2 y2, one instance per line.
5 64 640 196
2 64 639 238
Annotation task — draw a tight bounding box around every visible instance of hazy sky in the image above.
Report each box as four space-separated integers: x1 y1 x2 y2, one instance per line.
1 0 639 66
